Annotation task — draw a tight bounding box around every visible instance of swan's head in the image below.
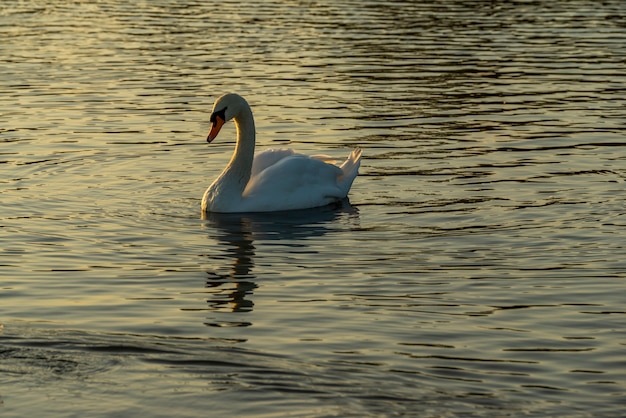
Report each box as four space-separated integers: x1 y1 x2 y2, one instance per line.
207 93 249 143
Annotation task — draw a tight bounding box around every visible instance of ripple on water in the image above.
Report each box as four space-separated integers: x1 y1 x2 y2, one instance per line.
1 0 626 417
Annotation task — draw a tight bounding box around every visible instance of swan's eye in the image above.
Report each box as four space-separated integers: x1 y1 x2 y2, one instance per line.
210 107 227 123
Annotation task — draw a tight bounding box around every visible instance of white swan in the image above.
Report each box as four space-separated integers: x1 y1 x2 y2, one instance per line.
201 93 362 213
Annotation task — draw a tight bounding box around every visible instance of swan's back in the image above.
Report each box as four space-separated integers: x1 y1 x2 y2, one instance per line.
237 147 362 212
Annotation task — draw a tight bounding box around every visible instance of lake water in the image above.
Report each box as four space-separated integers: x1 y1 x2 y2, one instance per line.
1 0 625 416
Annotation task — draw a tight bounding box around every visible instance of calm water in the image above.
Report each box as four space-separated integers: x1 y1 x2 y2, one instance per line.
1 0 625 416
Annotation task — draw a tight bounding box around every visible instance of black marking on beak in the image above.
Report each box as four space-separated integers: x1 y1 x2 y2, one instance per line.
210 107 227 124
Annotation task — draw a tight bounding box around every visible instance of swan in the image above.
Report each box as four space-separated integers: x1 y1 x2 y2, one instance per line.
201 93 362 213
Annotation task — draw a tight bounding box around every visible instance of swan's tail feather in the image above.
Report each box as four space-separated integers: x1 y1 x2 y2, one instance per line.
337 147 362 196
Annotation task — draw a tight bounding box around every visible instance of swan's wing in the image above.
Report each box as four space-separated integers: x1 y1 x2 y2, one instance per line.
251 148 295 177
242 154 345 212
310 154 337 164
251 149 341 177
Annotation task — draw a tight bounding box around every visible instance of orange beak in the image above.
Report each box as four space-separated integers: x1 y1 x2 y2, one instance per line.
207 116 225 143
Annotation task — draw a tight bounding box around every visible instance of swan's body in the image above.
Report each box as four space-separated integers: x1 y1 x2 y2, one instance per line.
202 93 362 213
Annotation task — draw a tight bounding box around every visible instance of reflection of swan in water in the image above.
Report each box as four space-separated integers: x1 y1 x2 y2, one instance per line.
201 200 359 325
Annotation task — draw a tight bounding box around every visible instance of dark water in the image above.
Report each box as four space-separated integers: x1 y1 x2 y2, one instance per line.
1 0 625 416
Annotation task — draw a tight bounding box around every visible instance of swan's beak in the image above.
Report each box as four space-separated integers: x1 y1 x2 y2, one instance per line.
207 116 225 143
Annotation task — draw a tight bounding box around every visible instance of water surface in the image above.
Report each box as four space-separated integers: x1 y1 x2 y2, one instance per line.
1 1 625 416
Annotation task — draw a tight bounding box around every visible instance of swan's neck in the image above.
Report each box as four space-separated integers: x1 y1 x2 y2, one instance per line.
217 106 256 195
